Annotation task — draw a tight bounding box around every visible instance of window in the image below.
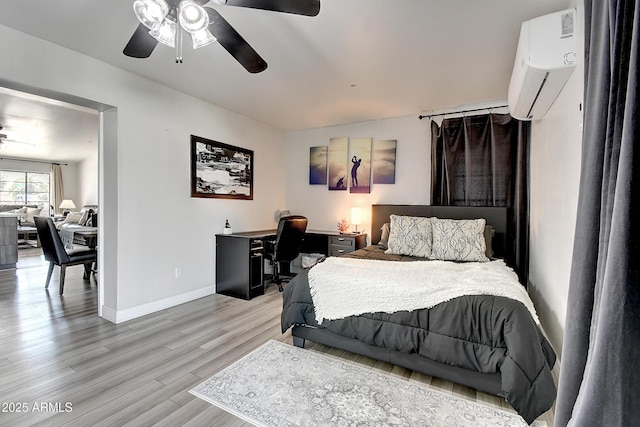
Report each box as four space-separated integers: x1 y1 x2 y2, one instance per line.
0 170 50 208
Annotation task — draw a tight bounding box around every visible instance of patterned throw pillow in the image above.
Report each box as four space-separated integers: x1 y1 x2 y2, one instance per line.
430 218 489 262
385 215 432 258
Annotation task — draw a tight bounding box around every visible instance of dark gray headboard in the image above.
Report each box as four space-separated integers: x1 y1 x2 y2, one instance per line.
371 204 508 258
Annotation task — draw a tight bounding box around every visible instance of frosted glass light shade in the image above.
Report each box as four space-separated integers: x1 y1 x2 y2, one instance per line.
191 28 217 49
133 0 169 31
150 17 177 47
178 0 209 33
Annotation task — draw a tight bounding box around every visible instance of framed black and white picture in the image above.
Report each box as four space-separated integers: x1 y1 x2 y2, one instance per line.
190 135 253 200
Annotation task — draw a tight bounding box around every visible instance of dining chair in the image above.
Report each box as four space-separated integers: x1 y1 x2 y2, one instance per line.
34 216 97 295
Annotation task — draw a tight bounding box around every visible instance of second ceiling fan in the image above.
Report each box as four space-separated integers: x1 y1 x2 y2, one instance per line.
123 0 320 73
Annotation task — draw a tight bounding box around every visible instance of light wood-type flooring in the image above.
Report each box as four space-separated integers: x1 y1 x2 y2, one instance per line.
0 251 554 426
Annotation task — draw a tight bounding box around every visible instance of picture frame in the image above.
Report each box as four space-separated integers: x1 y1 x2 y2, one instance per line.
309 145 328 185
190 135 253 200
373 139 397 184
349 137 372 193
328 136 349 190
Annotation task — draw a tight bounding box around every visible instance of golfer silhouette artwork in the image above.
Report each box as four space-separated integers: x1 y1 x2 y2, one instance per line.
351 156 362 187
348 151 370 193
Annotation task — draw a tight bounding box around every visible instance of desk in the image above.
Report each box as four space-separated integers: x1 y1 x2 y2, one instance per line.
215 230 367 300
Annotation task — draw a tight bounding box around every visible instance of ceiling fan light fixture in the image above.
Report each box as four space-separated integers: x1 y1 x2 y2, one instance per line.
150 16 177 47
178 0 209 33
191 28 217 49
133 0 169 31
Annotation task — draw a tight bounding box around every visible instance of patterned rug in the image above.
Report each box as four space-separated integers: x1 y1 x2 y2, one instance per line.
190 340 546 427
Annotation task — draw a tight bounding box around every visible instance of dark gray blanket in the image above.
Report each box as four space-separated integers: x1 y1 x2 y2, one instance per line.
281 247 557 424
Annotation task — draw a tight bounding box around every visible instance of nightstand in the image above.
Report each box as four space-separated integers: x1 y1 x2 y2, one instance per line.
328 232 367 257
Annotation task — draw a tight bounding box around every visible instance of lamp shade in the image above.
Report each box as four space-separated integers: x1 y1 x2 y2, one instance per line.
351 207 362 225
59 199 76 210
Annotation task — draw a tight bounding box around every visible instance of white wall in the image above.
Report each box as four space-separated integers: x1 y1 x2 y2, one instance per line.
284 115 429 240
78 153 98 206
0 24 286 321
527 3 584 356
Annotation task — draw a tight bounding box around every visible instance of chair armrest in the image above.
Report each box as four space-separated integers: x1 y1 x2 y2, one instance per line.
264 239 276 257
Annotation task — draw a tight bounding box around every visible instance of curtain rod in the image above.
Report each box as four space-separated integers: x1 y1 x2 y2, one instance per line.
418 104 509 120
0 157 68 166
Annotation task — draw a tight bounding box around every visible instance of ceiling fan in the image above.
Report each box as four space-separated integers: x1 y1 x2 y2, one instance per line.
0 126 35 149
0 134 35 149
123 0 321 73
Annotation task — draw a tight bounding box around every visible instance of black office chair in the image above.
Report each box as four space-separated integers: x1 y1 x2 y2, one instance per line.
34 216 97 295
264 215 308 292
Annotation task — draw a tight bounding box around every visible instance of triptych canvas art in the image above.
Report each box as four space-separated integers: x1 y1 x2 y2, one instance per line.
310 137 397 193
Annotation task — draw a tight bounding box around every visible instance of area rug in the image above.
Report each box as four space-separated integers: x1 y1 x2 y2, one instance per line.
190 340 547 427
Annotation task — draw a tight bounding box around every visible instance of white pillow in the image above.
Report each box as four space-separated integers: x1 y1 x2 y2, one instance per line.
17 206 28 223
25 207 43 223
63 212 83 224
385 215 433 258
430 218 489 262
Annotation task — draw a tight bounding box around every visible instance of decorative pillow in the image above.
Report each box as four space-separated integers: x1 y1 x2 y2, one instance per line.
87 212 97 227
18 206 28 223
25 207 43 224
377 222 391 249
484 225 495 258
430 218 489 262
385 215 433 258
78 209 90 226
63 212 82 224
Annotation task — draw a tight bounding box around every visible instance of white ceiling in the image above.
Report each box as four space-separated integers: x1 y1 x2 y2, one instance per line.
0 0 569 162
0 87 99 163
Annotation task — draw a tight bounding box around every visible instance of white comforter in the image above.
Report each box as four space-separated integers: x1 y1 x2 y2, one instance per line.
308 257 539 324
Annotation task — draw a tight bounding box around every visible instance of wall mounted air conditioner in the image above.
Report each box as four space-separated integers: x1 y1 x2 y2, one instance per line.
508 8 578 120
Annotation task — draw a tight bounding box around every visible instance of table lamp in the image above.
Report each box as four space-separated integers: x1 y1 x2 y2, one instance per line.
59 199 76 217
351 207 362 233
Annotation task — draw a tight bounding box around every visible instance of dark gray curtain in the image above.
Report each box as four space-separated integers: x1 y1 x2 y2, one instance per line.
555 0 640 426
431 113 530 281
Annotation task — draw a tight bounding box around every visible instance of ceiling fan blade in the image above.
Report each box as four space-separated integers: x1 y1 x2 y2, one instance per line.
0 137 35 149
123 23 159 58
205 7 267 73
222 0 320 16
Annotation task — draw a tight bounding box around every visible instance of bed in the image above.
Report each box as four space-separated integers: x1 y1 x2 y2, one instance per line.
281 205 556 424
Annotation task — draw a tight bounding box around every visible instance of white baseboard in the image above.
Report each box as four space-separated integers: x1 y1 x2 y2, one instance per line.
101 305 118 323
100 286 215 324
